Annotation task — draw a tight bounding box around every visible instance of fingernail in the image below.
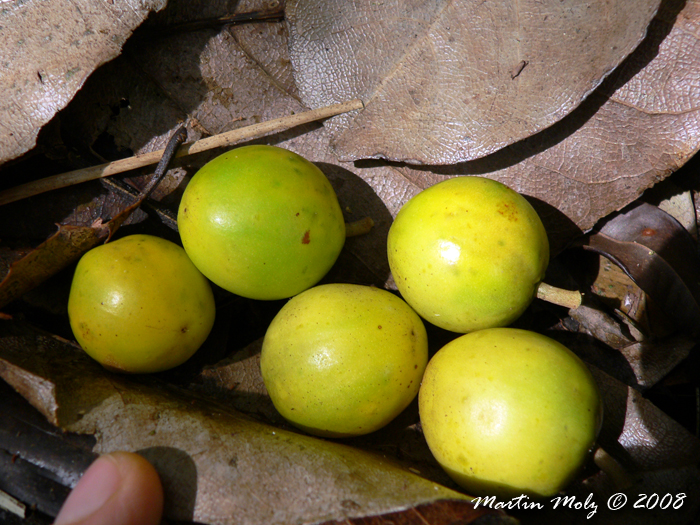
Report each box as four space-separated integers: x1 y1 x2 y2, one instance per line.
55 455 122 525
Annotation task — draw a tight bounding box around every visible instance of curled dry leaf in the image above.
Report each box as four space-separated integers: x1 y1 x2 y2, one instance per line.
579 202 700 336
0 222 114 311
0 321 509 525
562 310 695 390
286 0 661 164
0 0 167 165
549 200 700 390
577 367 700 524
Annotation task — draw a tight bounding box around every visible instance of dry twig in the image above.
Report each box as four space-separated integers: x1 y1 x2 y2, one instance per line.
0 99 364 206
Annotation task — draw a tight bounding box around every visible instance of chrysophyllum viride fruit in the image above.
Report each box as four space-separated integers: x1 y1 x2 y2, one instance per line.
419 327 603 499
387 176 580 333
261 283 428 438
178 145 346 300
68 234 215 373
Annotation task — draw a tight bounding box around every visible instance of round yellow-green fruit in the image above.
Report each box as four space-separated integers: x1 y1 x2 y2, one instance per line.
177 145 346 300
261 283 429 437
419 328 602 499
67 234 215 373
387 176 549 333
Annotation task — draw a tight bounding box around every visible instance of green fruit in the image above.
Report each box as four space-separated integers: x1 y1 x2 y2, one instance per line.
177 145 346 300
387 176 549 333
261 283 428 437
419 328 602 499
68 234 215 373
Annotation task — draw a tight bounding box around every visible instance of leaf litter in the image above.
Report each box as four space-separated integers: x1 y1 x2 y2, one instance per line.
0 0 168 165
1 0 700 524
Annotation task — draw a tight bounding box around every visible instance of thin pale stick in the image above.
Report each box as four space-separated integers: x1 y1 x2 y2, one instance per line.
0 99 364 206
0 489 25 519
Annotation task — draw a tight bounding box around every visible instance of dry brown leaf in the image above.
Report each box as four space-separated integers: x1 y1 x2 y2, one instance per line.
286 0 661 164
0 0 167 165
394 0 700 245
590 367 700 472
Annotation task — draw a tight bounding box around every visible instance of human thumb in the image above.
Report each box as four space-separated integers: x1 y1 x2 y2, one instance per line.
54 451 164 525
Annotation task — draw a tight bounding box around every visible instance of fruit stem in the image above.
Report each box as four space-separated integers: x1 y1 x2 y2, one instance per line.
535 282 582 310
593 447 634 490
345 217 375 237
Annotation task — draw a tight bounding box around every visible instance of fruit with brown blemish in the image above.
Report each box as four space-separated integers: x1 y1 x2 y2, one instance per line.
177 145 345 300
387 176 550 333
67 234 215 373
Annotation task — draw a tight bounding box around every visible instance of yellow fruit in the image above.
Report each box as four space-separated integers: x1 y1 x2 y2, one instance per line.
68 234 215 373
387 176 549 333
419 328 602 499
177 145 346 300
261 283 428 437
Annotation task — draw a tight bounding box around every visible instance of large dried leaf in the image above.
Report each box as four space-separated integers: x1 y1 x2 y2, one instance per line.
286 0 661 164
393 0 700 244
0 0 167 165
0 321 510 525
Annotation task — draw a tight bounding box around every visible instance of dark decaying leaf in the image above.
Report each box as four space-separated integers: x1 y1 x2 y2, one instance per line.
287 0 661 164
0 126 186 311
0 0 167 165
578 202 700 336
0 223 114 311
0 381 97 518
0 320 510 525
